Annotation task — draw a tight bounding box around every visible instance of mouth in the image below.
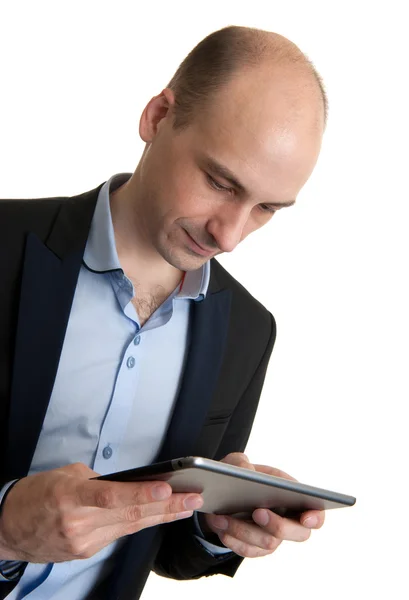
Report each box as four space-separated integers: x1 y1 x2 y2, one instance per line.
183 229 215 257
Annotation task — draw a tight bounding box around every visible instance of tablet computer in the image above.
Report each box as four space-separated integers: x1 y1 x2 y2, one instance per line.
94 456 356 517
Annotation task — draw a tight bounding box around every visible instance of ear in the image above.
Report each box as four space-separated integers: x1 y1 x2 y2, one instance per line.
139 88 175 143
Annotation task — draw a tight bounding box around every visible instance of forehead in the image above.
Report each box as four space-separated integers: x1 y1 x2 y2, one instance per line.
186 65 323 200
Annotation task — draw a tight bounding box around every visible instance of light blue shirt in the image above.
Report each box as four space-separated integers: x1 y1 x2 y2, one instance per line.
0 173 230 599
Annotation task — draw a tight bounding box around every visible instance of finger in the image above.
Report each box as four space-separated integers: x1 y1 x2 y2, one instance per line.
117 507 196 537
72 491 203 533
206 514 280 553
117 492 203 524
78 479 172 509
71 499 198 540
78 479 181 509
300 509 325 529
252 464 298 482
252 509 311 542
221 453 256 471
216 532 278 559
121 508 195 534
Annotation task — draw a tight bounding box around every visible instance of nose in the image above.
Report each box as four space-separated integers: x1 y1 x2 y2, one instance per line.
206 204 251 253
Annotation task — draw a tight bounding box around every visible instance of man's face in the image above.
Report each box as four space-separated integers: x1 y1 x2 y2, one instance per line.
135 65 324 272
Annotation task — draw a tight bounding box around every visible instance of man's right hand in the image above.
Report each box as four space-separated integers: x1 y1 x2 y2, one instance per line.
0 462 203 564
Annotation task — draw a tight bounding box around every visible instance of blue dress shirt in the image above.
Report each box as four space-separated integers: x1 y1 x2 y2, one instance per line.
0 173 230 599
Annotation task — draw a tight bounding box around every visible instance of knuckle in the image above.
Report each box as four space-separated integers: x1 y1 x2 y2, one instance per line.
123 505 143 522
230 537 248 557
94 487 117 509
223 521 234 536
134 481 157 502
273 519 287 539
58 515 79 540
218 532 230 547
265 535 278 551
228 520 245 539
167 496 186 515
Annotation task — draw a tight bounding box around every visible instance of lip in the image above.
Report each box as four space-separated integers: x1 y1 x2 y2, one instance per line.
183 230 214 257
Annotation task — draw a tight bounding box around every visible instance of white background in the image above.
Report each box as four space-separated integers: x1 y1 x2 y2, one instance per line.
1 1 408 598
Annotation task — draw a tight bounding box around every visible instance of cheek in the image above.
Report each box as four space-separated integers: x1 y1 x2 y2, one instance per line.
170 172 215 218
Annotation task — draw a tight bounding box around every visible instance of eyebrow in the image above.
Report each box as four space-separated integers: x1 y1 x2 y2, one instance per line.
202 155 296 208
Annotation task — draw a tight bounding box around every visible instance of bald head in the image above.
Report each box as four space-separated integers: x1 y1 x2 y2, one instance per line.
128 26 325 271
167 25 327 132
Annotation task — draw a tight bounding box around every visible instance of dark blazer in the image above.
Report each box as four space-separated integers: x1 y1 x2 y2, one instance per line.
0 182 276 600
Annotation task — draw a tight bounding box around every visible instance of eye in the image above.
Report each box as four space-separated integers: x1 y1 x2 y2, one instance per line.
206 174 233 193
258 204 276 214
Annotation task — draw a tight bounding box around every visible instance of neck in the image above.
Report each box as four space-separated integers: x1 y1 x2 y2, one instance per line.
109 175 183 292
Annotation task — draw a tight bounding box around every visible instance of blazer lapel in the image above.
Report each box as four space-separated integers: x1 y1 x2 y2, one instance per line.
157 281 232 461
5 187 101 480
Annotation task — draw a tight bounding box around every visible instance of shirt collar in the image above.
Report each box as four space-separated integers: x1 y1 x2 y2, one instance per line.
176 261 210 301
83 173 210 301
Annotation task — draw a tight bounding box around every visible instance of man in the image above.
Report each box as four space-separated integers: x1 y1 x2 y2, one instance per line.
0 24 326 600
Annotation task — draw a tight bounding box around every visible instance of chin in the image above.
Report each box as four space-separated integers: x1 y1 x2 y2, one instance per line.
160 245 210 272
173 254 210 272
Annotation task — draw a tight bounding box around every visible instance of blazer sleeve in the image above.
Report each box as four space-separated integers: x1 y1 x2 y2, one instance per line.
152 312 276 581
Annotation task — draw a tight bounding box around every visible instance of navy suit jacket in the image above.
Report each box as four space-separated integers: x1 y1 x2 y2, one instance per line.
0 182 276 600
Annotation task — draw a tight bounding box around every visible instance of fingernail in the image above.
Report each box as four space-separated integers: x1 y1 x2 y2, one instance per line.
212 516 228 530
302 516 318 528
176 510 194 519
254 510 269 526
184 495 203 510
152 484 171 501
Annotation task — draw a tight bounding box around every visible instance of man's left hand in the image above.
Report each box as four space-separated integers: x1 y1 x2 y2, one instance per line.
203 452 325 558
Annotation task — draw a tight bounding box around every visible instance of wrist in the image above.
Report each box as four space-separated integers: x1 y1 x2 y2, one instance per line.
0 519 19 560
0 534 18 561
0 480 21 560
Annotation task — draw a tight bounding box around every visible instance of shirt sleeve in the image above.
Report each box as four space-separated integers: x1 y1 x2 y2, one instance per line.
192 512 233 556
0 480 27 582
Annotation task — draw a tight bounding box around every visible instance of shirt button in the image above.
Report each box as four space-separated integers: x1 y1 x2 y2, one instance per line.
133 335 141 346
127 356 136 368
102 446 113 459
